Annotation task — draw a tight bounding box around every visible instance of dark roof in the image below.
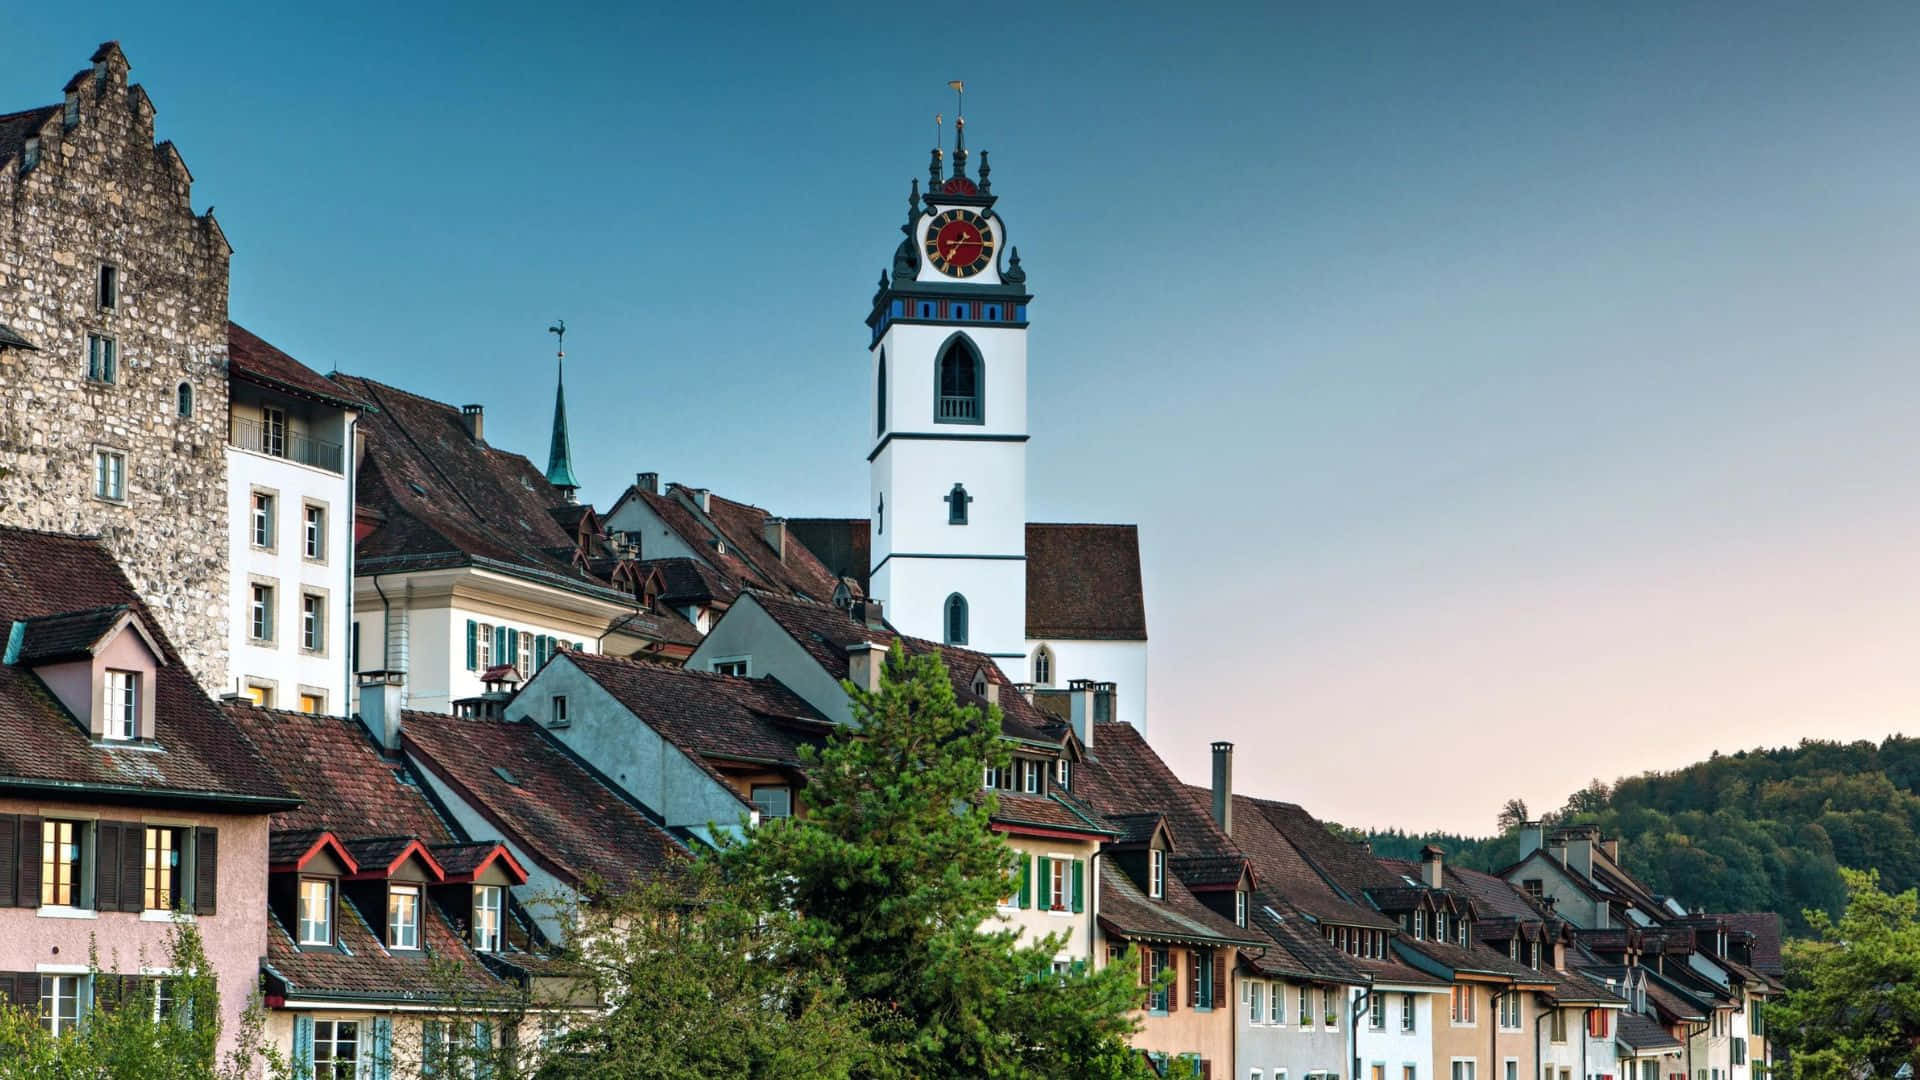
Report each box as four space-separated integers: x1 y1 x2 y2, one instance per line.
1221 791 1399 932
989 791 1120 838
226 704 451 840
1722 912 1784 976
1096 861 1263 949
9 604 132 663
634 557 740 607
337 374 629 603
785 518 870 595
402 711 686 890
696 490 842 602
745 592 1063 744
0 321 36 351
562 651 832 769
1026 524 1147 640
0 528 294 807
263 884 501 1003
227 323 368 410
1617 1011 1683 1052
0 105 56 172
604 608 704 649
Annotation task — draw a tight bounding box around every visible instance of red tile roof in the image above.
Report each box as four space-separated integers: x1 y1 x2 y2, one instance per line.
226 704 452 841
0 528 294 807
1025 524 1147 640
561 650 831 769
402 711 686 890
263 885 501 1003
226 323 368 410
1096 861 1262 949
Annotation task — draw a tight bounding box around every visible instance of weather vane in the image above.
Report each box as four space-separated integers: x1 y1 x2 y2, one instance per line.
548 319 565 359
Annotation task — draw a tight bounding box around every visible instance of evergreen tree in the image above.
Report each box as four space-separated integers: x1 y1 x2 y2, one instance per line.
1771 868 1920 1080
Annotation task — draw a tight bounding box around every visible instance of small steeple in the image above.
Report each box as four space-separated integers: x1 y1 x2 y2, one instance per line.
544 321 579 502
949 81 969 178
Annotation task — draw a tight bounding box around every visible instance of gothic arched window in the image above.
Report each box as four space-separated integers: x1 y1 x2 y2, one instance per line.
876 352 887 436
935 336 983 424
1031 645 1054 686
946 482 971 525
945 593 969 646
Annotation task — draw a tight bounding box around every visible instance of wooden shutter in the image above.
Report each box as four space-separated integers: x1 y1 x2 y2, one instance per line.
1036 856 1051 909
292 1014 314 1077
1016 855 1030 910
0 972 37 1007
1201 1061 1213 1080
370 1016 394 1080
1138 943 1150 987
1211 949 1227 1010
465 620 477 670
1071 859 1085 913
95 822 121 912
17 816 41 908
193 827 217 915
1166 951 1178 1012
119 824 144 913
0 815 16 908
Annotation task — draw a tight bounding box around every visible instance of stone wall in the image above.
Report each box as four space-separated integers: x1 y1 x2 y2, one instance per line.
0 43 232 691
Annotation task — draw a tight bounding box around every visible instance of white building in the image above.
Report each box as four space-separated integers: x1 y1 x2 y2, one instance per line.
224 323 361 713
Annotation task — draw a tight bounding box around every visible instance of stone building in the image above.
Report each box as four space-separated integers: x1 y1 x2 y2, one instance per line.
0 42 233 690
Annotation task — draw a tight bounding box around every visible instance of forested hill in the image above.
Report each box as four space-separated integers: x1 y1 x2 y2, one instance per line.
1352 736 1920 936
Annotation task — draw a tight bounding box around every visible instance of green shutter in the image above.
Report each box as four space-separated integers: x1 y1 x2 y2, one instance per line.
1017 855 1031 909
1037 856 1052 909
492 626 506 662
370 1016 393 1080
464 620 477 670
472 1021 494 1080
422 1020 442 1078
1071 858 1085 913
292 1014 314 1079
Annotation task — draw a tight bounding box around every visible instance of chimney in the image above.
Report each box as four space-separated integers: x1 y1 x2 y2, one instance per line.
1562 831 1596 882
459 404 484 441
763 516 787 559
692 488 711 513
845 641 884 693
1210 741 1234 835
856 597 885 631
982 680 999 707
357 670 406 751
1518 821 1545 861
1600 837 1620 863
1066 679 1096 750
1421 844 1446 889
635 471 659 495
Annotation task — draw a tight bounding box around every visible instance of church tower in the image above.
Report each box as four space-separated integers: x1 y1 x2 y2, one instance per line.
866 111 1032 677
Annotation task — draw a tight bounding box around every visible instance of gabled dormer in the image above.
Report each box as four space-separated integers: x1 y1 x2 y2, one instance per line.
342 837 447 954
430 842 530 955
1184 857 1256 929
1105 812 1175 901
268 831 359 950
6 604 165 743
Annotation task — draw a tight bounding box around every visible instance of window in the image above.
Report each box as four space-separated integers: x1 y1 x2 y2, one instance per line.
1032 645 1054 686
935 336 983 422
1148 948 1171 1012
1023 759 1042 794
1271 982 1283 1023
301 593 324 651
1434 912 1447 942
261 407 287 458
1549 1009 1568 1043
1458 918 1470 947
388 884 420 949
1452 1063 1477 1080
1300 985 1312 1028
1055 758 1070 790
145 826 183 911
103 668 137 740
550 694 569 726
250 583 274 642
252 492 275 548
876 352 887 436
1324 987 1338 1028
87 334 116 383
1235 889 1248 927
298 878 333 945
41 819 84 907
1500 991 1521 1030
299 693 324 715
1451 985 1476 1025
1048 858 1068 910
474 622 494 669
39 975 82 1035
473 884 504 952
93 449 125 501
1371 991 1385 1029
944 593 968 646
313 1019 361 1080
1408 1068 1418 1080
244 682 273 707
1414 910 1426 939
1586 1009 1611 1038
752 785 792 820
1506 1063 1518 1080
712 658 749 677
304 505 326 560
1194 949 1216 1009
1522 878 1543 898
150 976 176 1022
1249 980 1264 1023
946 482 971 525
1402 992 1416 1032
1149 849 1165 899
99 264 118 309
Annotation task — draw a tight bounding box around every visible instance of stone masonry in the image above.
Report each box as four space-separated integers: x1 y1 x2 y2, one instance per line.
0 43 232 691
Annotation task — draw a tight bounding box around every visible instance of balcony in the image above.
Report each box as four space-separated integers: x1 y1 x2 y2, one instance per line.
936 395 980 422
231 417 343 474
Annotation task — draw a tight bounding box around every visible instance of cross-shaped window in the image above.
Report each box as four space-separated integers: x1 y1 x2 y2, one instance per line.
945 483 973 525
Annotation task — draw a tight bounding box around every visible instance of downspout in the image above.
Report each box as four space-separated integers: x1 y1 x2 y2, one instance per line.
1580 1009 1589 1080
1490 987 1499 1080
342 412 357 714
1682 1020 1707 1080
1351 985 1370 1080
372 571 391 680
1535 1002 1553 1080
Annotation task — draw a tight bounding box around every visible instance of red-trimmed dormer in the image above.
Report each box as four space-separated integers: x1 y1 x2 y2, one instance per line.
267 830 358 950
430 842 530 954
340 836 446 954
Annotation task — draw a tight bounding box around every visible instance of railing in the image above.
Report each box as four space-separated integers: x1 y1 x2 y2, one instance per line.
937 394 980 421
231 417 344 473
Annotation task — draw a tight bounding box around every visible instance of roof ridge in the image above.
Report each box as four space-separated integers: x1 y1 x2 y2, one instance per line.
334 371 463 416
1027 521 1139 529
0 524 105 543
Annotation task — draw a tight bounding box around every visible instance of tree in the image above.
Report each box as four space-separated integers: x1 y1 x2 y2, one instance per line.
1771 868 1920 1080
1562 778 1613 818
1496 798 1530 833
717 646 1153 1080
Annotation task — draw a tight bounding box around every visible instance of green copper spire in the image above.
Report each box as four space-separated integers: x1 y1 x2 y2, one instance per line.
545 321 579 499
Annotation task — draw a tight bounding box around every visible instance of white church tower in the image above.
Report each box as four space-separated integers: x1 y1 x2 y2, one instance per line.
866 112 1033 678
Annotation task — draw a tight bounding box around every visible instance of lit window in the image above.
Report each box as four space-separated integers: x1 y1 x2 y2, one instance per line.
250 584 274 642
313 1019 361 1080
39 975 82 1035
751 785 792 820
1055 758 1070 790
388 884 420 949
304 505 325 559
473 885 503 952
298 693 323 715
98 265 117 310
41 819 84 907
144 826 183 911
87 334 116 383
93 449 125 500
298 878 333 945
103 668 137 739
244 682 274 708
1149 849 1165 899
302 594 324 651
251 492 275 548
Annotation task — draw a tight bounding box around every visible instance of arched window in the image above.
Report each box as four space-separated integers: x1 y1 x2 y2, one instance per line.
944 593 969 646
176 382 193 417
946 482 971 525
875 352 887 436
935 336 983 424
1031 645 1054 686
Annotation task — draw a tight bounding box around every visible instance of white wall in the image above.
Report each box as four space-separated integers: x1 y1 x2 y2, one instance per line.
1355 987 1440 1080
870 554 1028 674
1026 638 1149 733
225 438 352 712
687 594 860 726
601 491 707 563
989 837 1098 963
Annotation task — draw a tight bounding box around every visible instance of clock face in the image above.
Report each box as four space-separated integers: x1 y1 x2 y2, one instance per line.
923 209 996 278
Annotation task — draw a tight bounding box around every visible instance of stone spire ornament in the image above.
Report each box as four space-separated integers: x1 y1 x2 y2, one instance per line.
544 320 580 502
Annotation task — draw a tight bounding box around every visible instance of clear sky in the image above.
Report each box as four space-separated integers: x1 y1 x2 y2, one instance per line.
11 2 1920 834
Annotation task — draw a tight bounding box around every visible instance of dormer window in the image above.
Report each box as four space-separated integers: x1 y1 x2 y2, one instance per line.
388 884 420 950
1149 849 1166 899
298 878 334 945
1235 889 1248 927
473 885 503 952
1055 758 1070 791
1458 918 1469 948
1434 912 1447 942
103 669 138 740
1414 910 1426 939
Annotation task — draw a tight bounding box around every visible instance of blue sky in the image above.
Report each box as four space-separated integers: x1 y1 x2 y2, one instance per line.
11 2 1920 832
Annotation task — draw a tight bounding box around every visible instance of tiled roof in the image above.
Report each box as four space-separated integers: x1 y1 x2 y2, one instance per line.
1096 861 1262 949
605 608 704 648
1543 966 1629 1006
402 711 685 890
1643 973 1709 1022
1242 890 1373 983
264 886 501 1003
1617 1011 1683 1052
1722 912 1784 976
695 490 842 602
9 604 130 663
562 650 832 769
784 518 870 596
1221 791 1399 932
337 374 628 602
746 592 1063 744
1076 725 1235 863
1025 524 1147 640
0 528 294 807
227 323 367 410
635 557 740 606
0 321 36 351
226 704 451 841
989 791 1118 838
0 105 57 172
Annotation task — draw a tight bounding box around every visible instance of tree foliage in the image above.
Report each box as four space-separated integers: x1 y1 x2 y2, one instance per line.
1770 868 1920 1080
